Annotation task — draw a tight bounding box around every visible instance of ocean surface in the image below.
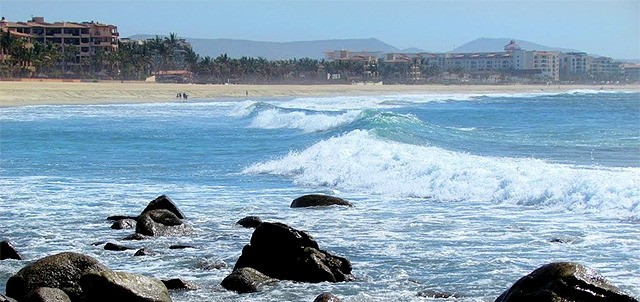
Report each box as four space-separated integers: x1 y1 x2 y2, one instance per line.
1 90 639 301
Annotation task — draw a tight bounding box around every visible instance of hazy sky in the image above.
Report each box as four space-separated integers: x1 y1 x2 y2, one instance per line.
1 0 639 59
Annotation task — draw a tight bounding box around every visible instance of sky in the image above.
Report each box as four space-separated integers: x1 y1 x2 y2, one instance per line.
1 0 639 59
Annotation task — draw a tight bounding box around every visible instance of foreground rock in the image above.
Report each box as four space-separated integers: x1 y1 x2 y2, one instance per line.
140 195 185 219
135 209 189 237
233 222 352 283
24 287 71 302
221 267 276 294
313 292 342 302
1 240 22 260
495 262 638 302
236 216 262 228
0 294 18 302
5 252 109 302
81 270 171 302
290 194 353 208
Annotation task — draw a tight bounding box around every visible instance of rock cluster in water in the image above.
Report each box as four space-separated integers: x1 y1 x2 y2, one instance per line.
3 194 638 301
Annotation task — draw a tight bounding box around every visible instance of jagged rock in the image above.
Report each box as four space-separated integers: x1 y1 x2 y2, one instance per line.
133 248 154 257
106 215 137 221
1 240 23 260
0 293 18 302
110 219 136 230
5 252 109 302
495 262 638 302
313 292 342 302
24 287 71 302
123 233 146 241
135 209 188 237
236 216 262 228
140 195 185 219
233 222 352 283
417 289 459 298
221 267 276 294
80 270 171 302
161 278 197 290
290 194 353 208
103 243 131 251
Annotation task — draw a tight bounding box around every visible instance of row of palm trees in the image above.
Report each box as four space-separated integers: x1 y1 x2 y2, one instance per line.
2 31 445 83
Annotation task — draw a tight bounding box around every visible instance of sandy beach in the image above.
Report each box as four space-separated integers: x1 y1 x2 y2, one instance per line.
1 81 638 107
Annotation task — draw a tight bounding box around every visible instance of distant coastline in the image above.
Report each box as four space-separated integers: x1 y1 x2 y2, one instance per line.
1 81 638 107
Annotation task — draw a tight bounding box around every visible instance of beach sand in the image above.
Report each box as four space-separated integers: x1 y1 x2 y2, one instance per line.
1 81 638 107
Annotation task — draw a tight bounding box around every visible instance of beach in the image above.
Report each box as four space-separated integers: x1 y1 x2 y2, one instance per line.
1 81 638 106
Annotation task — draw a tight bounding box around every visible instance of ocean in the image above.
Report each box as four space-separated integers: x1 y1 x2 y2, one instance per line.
1 90 638 301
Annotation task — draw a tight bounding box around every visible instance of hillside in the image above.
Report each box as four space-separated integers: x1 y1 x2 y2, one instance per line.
451 37 579 53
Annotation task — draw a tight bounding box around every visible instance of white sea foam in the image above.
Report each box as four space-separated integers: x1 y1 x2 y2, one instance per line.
249 109 362 132
244 130 640 218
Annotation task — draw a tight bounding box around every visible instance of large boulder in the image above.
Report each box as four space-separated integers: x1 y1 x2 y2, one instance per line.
221 267 276 294
236 216 262 228
5 252 109 302
24 287 71 302
80 270 171 302
290 194 353 208
135 209 188 237
1 240 22 260
495 262 638 302
140 195 185 219
233 222 352 283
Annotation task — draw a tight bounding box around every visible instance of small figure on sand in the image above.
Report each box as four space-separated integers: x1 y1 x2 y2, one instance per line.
183 93 188 100
176 92 182 99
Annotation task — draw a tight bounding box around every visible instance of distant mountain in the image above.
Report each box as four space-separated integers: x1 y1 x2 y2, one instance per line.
129 35 401 59
451 37 579 53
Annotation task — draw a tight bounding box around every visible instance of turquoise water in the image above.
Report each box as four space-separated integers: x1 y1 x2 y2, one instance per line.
1 90 639 301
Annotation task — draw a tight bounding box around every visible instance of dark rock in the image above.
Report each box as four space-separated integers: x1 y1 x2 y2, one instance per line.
495 262 639 302
103 243 131 251
5 252 110 302
196 259 227 270
123 233 146 241
221 267 276 294
24 287 71 302
135 209 188 237
133 248 154 257
140 195 185 219
80 270 171 302
236 216 262 228
110 219 136 230
417 289 459 298
1 240 23 260
168 245 193 250
313 292 342 302
0 294 18 302
233 222 352 283
290 194 353 208
161 278 197 290
106 215 137 221
91 241 107 246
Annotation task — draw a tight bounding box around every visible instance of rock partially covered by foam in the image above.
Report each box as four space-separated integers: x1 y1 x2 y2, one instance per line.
5 252 110 302
495 262 638 302
136 209 189 237
290 194 353 208
233 222 352 283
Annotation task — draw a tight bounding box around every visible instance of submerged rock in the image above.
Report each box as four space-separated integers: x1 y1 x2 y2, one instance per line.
313 292 342 302
5 252 109 302
81 270 171 302
110 219 136 230
236 216 262 228
290 194 353 208
133 248 154 257
123 233 146 241
495 262 638 302
135 209 189 237
233 222 352 283
221 267 276 294
24 287 71 302
106 215 137 221
140 195 185 219
104 243 132 251
417 289 459 299
1 240 23 260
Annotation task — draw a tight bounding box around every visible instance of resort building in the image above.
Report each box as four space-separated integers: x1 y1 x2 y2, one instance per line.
0 16 119 65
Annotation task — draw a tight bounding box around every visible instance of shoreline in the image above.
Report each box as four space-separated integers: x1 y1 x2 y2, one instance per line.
1 81 639 107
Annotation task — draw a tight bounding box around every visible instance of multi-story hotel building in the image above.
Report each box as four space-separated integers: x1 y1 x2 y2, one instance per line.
1 16 119 64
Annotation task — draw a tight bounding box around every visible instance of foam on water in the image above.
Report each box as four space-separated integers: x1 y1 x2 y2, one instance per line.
244 130 640 219
250 109 362 132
